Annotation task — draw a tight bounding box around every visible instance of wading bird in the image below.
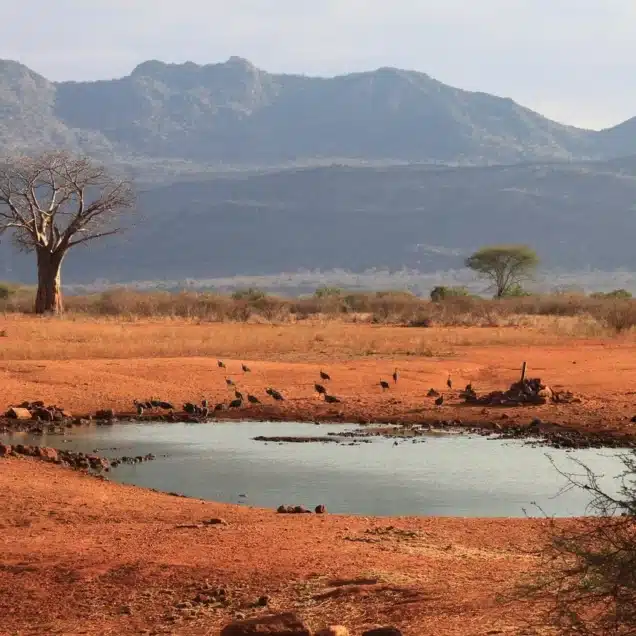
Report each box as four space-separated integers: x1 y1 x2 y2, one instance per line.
320 370 331 381
447 375 453 390
218 360 226 368
242 363 251 373
324 394 341 404
247 394 261 405
380 380 390 391
314 383 327 395
435 395 444 406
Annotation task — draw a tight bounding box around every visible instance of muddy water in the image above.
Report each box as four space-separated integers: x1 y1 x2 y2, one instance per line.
2 422 627 517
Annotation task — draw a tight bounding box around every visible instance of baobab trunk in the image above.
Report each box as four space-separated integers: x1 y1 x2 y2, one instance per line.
35 249 65 314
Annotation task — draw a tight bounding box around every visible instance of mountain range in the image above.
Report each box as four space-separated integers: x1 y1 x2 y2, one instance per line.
1 56 635 168
1 57 636 286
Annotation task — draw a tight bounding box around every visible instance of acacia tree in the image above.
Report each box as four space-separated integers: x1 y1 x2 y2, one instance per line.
465 244 538 298
0 151 134 314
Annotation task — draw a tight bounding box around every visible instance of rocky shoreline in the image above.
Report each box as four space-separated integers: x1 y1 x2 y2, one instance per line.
1 394 635 451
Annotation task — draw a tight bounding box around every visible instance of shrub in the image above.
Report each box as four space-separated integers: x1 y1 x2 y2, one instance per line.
313 285 342 298
590 288 633 300
430 285 469 302
230 287 266 302
499 283 532 298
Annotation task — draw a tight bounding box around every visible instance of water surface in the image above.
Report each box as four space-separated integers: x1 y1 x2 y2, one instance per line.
2 422 627 517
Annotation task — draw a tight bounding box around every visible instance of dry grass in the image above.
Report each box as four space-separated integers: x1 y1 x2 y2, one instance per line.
0 312 624 362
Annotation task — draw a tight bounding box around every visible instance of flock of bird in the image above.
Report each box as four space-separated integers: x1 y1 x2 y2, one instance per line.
132 361 469 417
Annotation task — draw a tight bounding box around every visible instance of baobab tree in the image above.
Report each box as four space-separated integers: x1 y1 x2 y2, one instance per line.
0 151 135 314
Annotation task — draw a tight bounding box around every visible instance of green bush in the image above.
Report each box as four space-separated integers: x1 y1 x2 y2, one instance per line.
500 283 531 298
230 287 266 302
313 285 342 299
590 288 633 299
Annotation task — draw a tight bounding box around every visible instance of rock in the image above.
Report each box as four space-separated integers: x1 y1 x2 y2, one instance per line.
315 504 327 514
203 518 228 526
362 629 403 636
220 612 310 635
315 627 350 636
538 386 553 399
256 595 269 607
277 505 288 514
35 446 58 462
293 505 309 514
6 407 32 420
0 443 11 457
95 408 115 420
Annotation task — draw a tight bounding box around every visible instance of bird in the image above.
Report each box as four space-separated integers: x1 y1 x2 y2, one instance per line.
464 383 473 394
242 364 251 373
314 383 327 395
447 375 453 390
319 370 331 381
324 394 341 404
234 390 244 400
150 399 162 408
380 380 390 391
247 394 261 404
135 402 144 416
201 398 208 408
183 402 197 414
392 368 399 384
158 401 174 410
435 395 444 406
267 388 285 401
427 388 440 398
214 403 225 411
226 378 235 387
228 398 243 409
218 360 226 368
200 406 209 418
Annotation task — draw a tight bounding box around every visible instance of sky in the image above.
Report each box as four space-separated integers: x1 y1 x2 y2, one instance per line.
2 0 635 130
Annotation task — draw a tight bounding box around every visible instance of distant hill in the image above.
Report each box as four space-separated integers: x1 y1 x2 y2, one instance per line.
3 159 636 285
0 56 634 167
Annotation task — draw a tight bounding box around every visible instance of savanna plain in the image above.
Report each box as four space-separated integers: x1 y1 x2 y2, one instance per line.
2 292 636 635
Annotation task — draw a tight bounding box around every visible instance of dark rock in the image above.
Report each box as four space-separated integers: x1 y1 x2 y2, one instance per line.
256 595 269 607
362 629 403 636
220 612 310 635
315 504 327 514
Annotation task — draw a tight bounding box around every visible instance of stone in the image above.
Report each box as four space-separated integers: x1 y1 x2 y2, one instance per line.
96 408 115 420
6 407 32 420
315 627 350 636
203 518 228 526
361 629 403 636
35 446 58 462
220 612 310 635
0 443 11 457
315 504 327 514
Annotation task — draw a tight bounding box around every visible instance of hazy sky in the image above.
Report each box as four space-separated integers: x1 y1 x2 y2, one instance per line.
3 0 634 129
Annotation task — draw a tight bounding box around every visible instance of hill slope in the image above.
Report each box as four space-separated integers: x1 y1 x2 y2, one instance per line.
3 159 636 284
0 56 631 166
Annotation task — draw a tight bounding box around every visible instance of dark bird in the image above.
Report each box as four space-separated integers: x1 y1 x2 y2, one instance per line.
314 383 327 395
465 383 473 394
234 390 244 400
319 370 331 381
202 398 208 408
380 380 390 391
435 395 444 406
247 394 261 405
200 406 209 418
218 360 226 368
158 401 174 410
229 398 243 409
150 399 162 408
447 375 452 390
135 402 144 416
143 400 153 409
267 388 285 401
214 403 225 411
427 388 440 398
392 368 399 384
226 378 235 387
183 402 197 414
242 363 251 373
324 394 341 404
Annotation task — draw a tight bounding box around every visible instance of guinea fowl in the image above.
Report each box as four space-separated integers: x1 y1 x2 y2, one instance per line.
447 375 453 390
314 383 327 395
267 388 285 401
134 402 144 416
324 394 341 404
234 390 244 400
226 378 235 387
247 394 261 404
228 398 243 409
242 364 251 373
218 360 226 368
435 395 444 406
183 402 197 414
392 368 399 384
319 370 331 381
380 380 390 391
